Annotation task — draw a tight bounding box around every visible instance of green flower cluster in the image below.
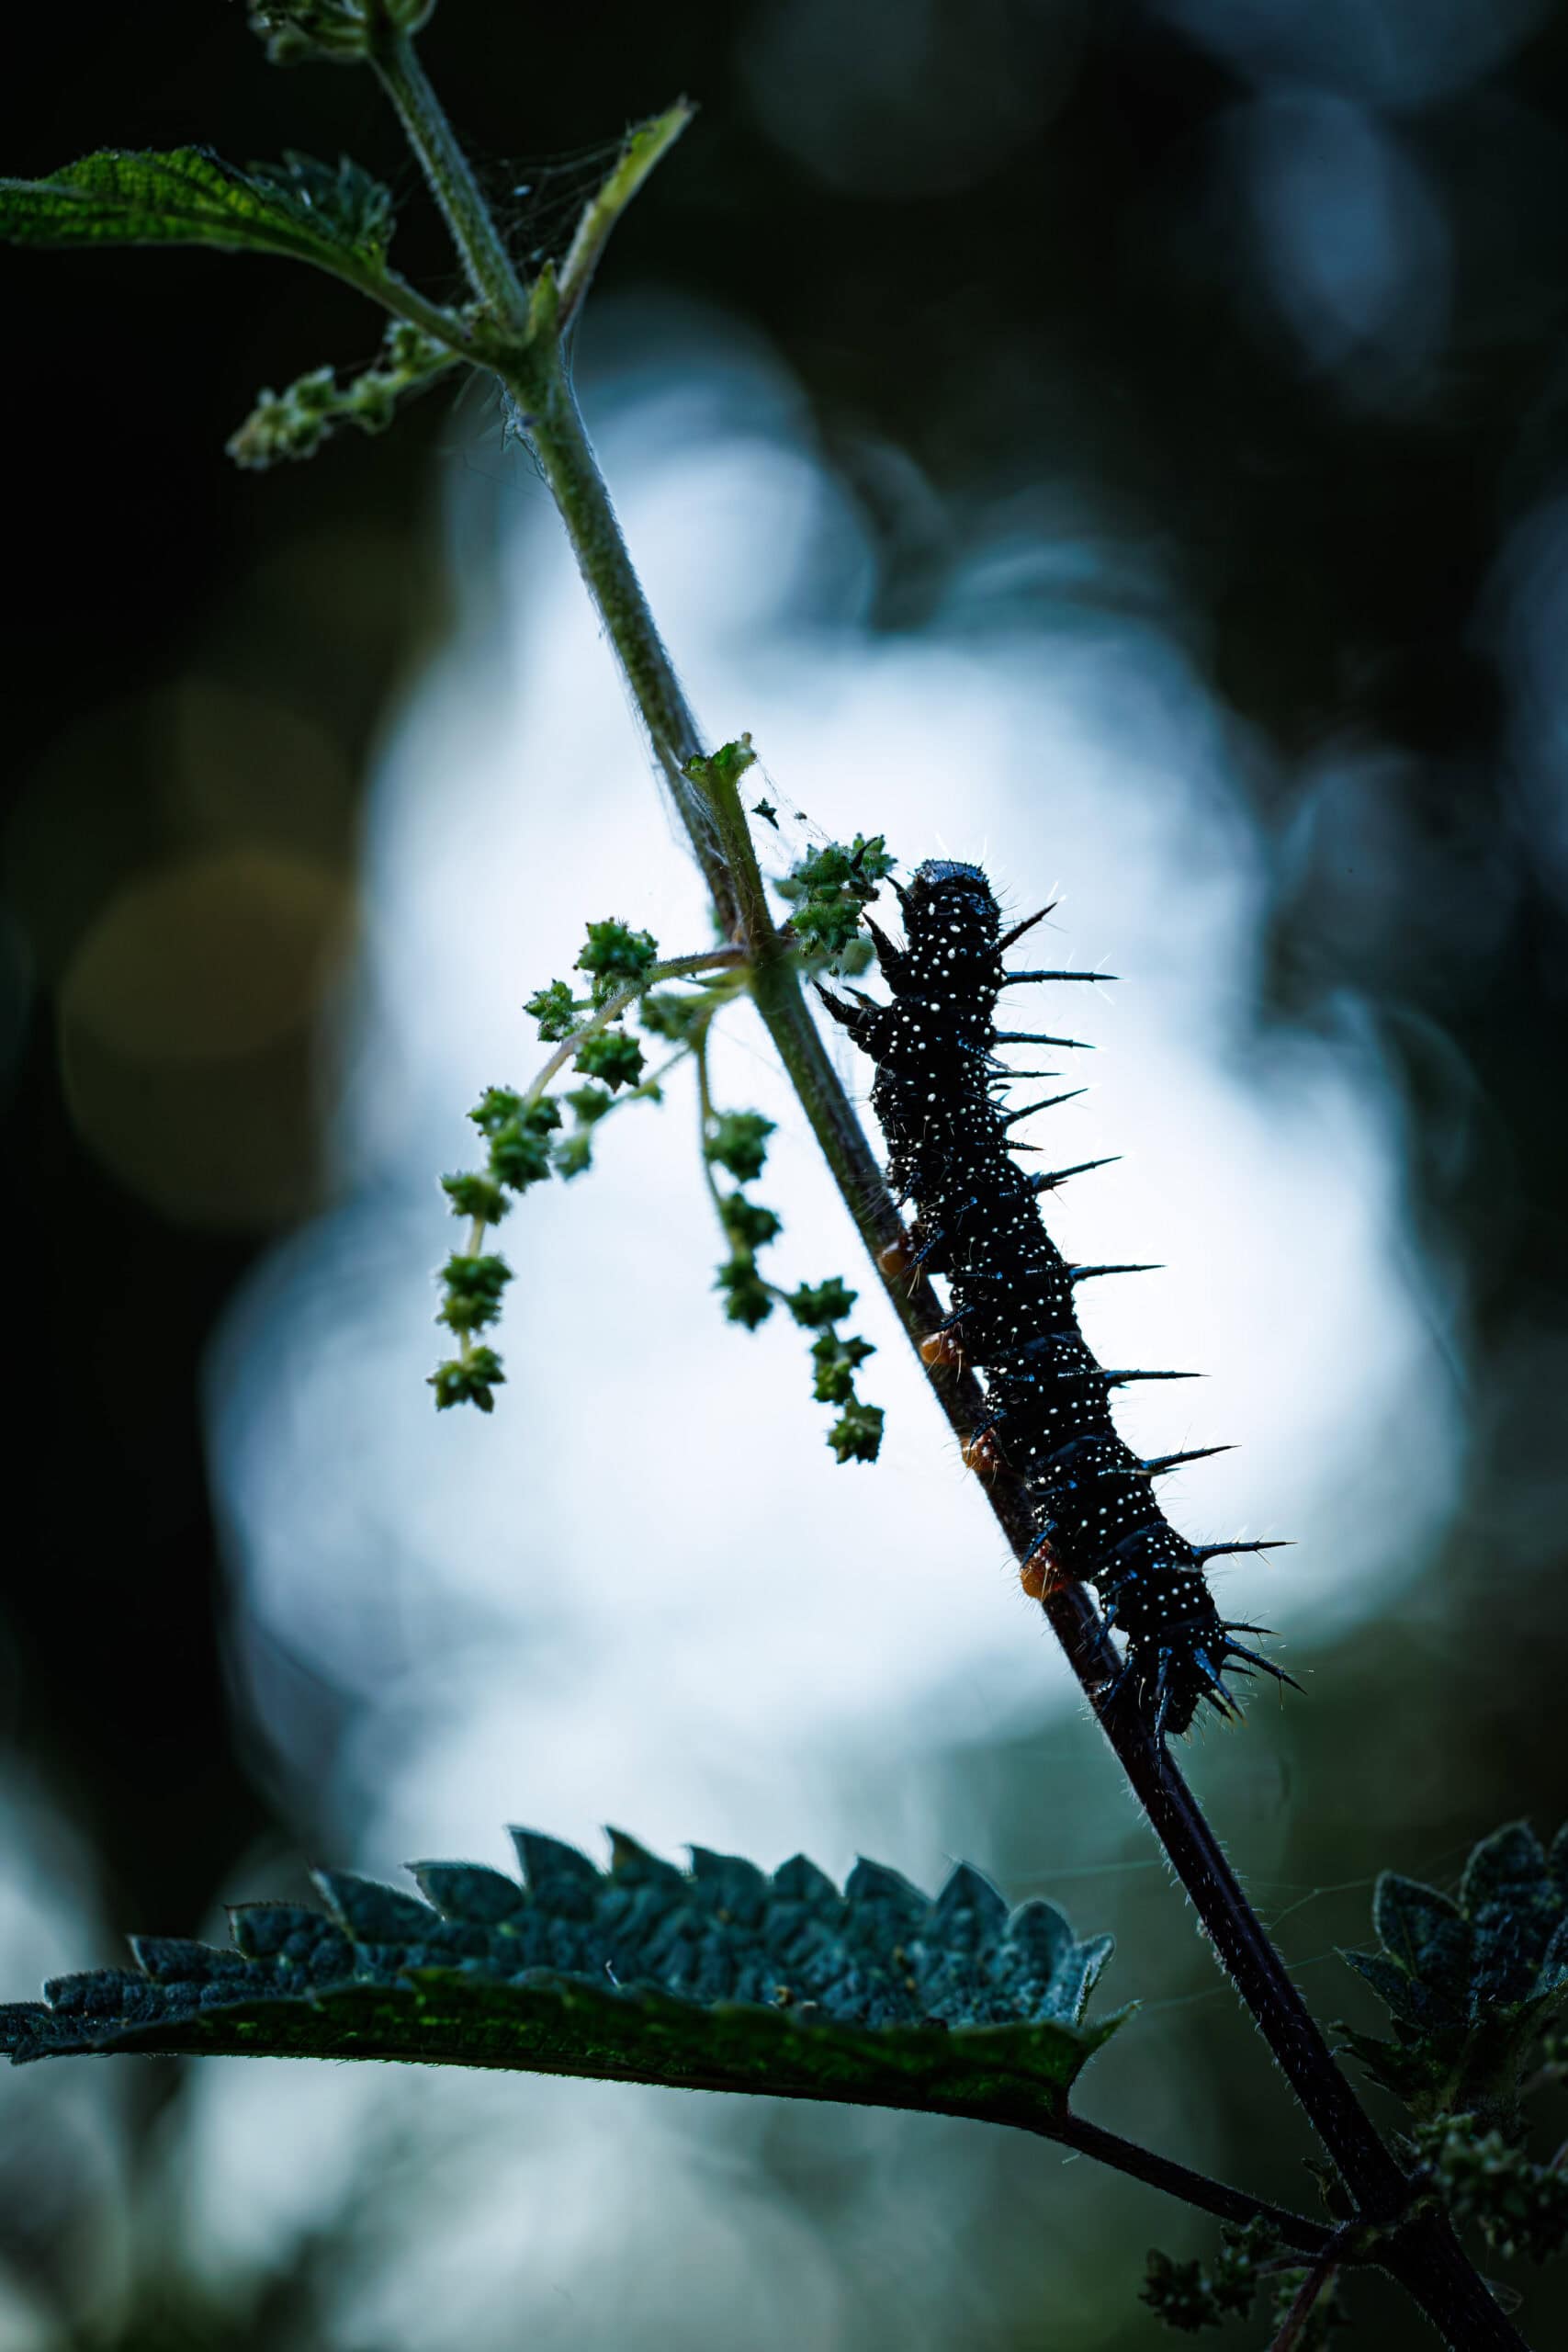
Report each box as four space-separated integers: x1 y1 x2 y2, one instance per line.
522 917 661 1177
428 1085 563 1410
1415 2113 1568 2267
433 921 708 1410
777 833 896 973
705 1114 883 1463
228 318 457 469
1139 2222 1270 2334
1141 2222 1341 2344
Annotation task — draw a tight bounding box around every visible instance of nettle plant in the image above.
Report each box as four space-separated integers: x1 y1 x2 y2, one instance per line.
3 7 1565 2346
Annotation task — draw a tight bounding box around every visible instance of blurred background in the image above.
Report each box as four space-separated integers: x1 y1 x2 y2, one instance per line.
4 0 1568 2343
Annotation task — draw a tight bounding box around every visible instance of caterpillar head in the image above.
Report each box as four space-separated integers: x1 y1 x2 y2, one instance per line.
898 862 1002 999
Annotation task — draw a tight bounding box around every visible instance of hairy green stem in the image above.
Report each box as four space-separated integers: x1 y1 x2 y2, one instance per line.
370 33 528 333
511 350 739 932
524 947 742 1106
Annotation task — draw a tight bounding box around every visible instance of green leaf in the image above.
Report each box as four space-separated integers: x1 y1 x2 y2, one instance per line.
0 148 397 284
1340 1946 1438 2029
1461 1823 1562 2013
246 152 394 260
1372 1874 1472 2013
1 1830 1126 2131
1337 1816 1568 2127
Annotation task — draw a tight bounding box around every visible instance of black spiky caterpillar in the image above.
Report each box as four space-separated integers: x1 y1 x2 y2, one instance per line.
820 859 1295 1737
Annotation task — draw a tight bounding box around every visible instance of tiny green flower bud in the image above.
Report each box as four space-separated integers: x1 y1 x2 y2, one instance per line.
827 1402 885 1464
573 1028 644 1091
705 1110 774 1182
524 981 580 1042
576 919 659 999
719 1194 782 1251
428 1345 505 1413
716 1257 773 1330
488 1118 554 1191
440 1171 510 1223
438 1252 513 1333
785 1277 857 1329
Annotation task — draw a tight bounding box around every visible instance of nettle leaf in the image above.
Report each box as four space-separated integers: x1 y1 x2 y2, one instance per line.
2 1831 1127 2132
246 152 394 261
1337 1818 1568 2126
0 148 396 281
1461 1822 1562 2012
1371 1876 1472 2013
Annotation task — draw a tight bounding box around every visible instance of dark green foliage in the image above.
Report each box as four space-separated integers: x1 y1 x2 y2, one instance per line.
0 147 399 278
0 1832 1123 2132
704 1110 775 1183
1337 1818 1568 2125
777 834 897 971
